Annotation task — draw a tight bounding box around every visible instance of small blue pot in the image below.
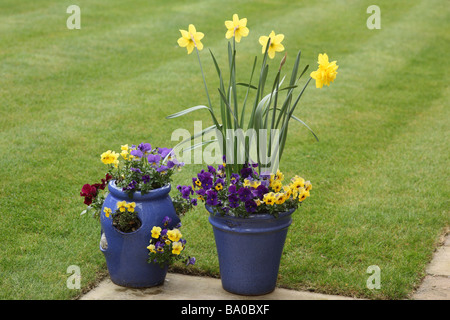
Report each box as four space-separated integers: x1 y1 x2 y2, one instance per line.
207 205 294 295
100 181 180 288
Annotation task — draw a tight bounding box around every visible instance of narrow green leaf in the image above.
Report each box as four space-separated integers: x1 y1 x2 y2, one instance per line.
166 105 210 119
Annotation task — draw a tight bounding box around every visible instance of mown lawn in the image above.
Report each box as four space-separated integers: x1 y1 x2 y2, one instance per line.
0 0 448 299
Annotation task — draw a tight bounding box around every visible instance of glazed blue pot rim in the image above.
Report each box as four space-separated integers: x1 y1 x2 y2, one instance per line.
205 204 295 220
108 180 171 201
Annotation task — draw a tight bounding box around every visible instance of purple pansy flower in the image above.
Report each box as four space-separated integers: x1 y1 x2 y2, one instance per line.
130 167 142 173
138 143 152 153
180 185 194 200
253 185 269 199
123 180 138 192
130 149 143 158
244 199 257 213
230 173 240 184
228 193 240 208
167 160 175 169
158 147 173 159
240 165 253 179
147 154 161 166
186 257 196 266
237 186 253 202
228 184 237 194
207 165 216 175
156 165 168 173
206 189 218 206
162 216 172 226
142 175 151 184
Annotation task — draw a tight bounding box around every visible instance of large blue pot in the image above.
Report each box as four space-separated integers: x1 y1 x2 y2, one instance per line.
207 205 294 295
100 180 180 288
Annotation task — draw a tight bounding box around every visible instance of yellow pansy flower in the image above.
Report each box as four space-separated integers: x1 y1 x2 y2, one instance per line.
290 175 305 190
177 24 204 54
120 150 128 160
172 241 184 255
298 187 310 202
100 150 119 165
275 169 284 181
121 144 129 151
272 180 282 193
310 53 338 88
275 193 287 205
167 229 182 242
305 180 312 192
283 185 292 199
194 178 202 187
117 201 127 213
263 192 276 206
225 14 249 43
259 31 285 59
104 207 112 218
215 183 223 191
125 202 136 213
151 226 162 239
147 244 156 253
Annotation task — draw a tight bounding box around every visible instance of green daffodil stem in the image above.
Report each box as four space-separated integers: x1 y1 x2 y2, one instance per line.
195 47 213 110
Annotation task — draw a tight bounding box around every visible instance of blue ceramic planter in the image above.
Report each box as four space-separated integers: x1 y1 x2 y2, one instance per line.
207 205 294 295
100 181 180 288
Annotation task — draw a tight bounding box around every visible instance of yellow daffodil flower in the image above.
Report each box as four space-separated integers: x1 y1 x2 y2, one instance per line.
177 24 204 54
310 53 338 88
259 31 285 59
117 201 127 213
167 229 182 242
225 14 249 43
172 241 184 255
151 226 162 239
104 207 112 218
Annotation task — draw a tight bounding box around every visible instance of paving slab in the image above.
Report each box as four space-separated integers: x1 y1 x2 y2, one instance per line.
412 276 450 300
412 233 450 300
78 273 356 300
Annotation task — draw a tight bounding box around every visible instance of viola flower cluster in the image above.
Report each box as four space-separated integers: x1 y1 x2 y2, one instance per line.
101 143 185 197
177 159 312 217
147 216 196 269
103 200 141 233
80 173 113 219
